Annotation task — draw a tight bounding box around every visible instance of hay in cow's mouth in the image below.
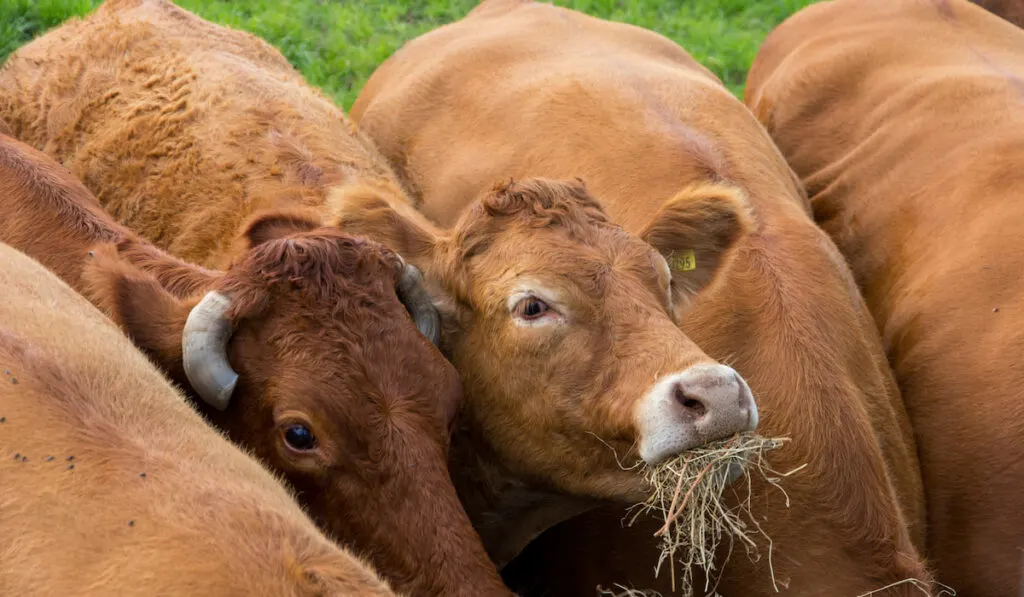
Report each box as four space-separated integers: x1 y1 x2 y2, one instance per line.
597 584 663 597
623 432 802 597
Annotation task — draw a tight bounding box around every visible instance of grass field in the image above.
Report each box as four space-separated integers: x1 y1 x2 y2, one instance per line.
0 0 816 110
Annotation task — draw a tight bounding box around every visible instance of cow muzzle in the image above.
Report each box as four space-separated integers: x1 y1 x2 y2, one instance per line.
636 364 759 466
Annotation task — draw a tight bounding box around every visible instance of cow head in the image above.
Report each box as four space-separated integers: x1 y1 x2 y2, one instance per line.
78 210 500 595
330 178 760 504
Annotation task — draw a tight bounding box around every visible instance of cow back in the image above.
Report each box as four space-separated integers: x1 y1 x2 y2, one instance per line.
0 0 406 269
746 0 1024 592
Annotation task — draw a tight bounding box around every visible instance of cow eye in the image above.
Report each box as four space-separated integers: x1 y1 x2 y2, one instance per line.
516 297 549 320
283 424 318 451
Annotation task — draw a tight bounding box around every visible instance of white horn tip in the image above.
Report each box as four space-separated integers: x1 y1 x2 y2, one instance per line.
205 374 238 412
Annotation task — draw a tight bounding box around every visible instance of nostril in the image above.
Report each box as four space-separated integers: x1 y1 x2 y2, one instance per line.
682 398 705 413
673 384 707 417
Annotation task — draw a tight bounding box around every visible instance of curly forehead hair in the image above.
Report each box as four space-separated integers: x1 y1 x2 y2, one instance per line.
453 177 615 259
219 230 404 320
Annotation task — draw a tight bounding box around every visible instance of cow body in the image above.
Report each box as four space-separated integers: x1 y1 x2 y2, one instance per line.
0 240 396 597
745 0 1024 593
347 0 931 594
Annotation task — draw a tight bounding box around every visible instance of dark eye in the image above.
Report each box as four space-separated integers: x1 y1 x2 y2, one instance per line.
517 297 549 320
283 424 318 451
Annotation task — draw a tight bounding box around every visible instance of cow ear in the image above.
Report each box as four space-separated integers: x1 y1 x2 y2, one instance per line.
80 243 194 381
326 184 442 268
640 183 753 303
113 239 221 299
239 209 323 249
326 185 470 342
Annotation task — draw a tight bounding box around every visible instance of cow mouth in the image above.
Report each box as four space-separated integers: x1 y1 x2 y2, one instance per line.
621 432 794 595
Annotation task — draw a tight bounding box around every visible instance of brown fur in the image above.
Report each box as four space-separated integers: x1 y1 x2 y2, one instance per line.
0 132 505 597
347 0 932 594
0 241 397 596
745 0 1024 593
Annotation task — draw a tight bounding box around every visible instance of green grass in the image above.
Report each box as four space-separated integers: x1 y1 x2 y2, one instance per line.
0 0 816 110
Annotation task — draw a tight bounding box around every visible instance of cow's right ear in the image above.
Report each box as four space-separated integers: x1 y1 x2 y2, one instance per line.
640 182 754 306
326 184 443 269
80 244 194 381
326 186 469 346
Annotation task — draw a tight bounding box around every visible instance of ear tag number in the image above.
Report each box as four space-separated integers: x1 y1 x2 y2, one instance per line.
667 249 696 272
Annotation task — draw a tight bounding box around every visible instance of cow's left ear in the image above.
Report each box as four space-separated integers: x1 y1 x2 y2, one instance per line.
79 243 194 382
640 182 753 302
238 209 323 249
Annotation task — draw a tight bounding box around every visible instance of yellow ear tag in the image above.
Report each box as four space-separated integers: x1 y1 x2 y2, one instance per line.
667 249 696 272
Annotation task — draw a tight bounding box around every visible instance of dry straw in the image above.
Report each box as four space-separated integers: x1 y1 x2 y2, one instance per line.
597 584 663 597
622 432 803 597
601 434 956 597
856 579 957 597
598 578 957 597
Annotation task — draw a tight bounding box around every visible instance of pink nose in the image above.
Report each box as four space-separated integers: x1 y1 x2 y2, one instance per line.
637 364 759 465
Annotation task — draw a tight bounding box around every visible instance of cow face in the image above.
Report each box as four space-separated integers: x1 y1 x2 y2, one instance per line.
79 214 486 595
331 178 760 501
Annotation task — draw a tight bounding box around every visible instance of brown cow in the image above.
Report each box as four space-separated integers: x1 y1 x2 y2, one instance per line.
745 0 1024 593
0 133 507 597
0 0 762 575
0 240 398 596
345 0 931 594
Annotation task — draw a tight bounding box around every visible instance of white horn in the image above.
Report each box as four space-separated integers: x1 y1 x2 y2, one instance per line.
182 291 239 411
395 263 442 347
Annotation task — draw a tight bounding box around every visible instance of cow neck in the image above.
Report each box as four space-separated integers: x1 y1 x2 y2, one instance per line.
388 459 519 597
449 431 603 569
